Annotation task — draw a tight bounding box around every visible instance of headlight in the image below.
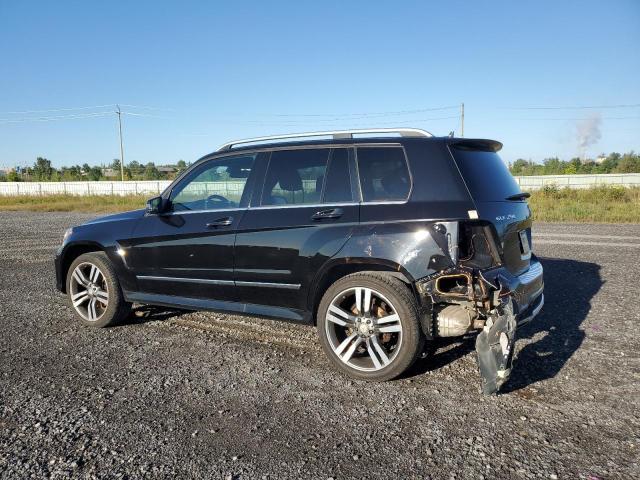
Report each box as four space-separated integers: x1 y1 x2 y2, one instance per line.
62 228 73 243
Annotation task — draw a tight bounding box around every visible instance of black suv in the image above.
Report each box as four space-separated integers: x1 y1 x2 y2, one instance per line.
55 128 543 394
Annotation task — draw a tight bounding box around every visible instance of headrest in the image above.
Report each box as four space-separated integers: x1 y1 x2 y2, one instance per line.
278 168 302 191
381 170 408 195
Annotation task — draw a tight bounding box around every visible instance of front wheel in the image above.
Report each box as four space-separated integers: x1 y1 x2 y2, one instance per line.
66 252 131 328
317 272 423 381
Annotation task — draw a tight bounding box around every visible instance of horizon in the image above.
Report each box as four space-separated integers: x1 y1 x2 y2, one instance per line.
1 0 638 169
6 145 638 173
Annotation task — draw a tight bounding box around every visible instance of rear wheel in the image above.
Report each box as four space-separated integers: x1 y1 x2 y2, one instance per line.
66 252 131 327
317 272 423 381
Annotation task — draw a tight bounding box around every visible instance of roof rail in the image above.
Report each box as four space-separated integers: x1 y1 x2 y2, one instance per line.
217 128 432 151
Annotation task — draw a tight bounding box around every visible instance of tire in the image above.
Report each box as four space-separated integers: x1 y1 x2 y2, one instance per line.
317 272 424 381
66 252 131 328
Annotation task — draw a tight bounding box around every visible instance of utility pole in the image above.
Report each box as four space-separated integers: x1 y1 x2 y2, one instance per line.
460 102 465 138
116 105 125 181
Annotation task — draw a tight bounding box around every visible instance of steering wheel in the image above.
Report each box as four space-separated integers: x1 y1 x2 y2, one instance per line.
205 194 231 209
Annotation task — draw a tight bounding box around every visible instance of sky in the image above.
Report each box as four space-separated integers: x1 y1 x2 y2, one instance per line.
0 0 639 169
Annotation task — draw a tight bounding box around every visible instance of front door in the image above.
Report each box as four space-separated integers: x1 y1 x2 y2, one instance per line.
234 147 359 313
134 153 259 301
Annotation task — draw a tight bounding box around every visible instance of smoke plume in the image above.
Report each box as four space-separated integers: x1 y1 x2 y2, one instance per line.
576 113 602 159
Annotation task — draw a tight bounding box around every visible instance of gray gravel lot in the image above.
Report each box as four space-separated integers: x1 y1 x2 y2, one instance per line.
1 211 639 479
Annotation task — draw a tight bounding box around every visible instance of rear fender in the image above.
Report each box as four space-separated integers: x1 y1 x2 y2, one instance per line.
307 257 416 315
337 221 458 280
307 221 458 313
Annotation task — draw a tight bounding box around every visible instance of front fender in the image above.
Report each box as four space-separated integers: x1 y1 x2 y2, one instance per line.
55 240 106 292
54 214 141 293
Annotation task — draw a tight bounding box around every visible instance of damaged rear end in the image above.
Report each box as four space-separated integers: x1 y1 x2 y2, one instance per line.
416 140 544 394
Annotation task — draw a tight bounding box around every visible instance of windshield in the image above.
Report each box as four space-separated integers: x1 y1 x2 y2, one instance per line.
450 146 522 202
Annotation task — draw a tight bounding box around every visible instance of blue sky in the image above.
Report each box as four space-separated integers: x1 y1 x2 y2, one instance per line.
0 0 638 168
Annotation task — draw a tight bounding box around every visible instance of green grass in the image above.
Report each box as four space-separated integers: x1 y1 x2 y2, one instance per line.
528 185 640 223
0 194 148 213
1 186 639 222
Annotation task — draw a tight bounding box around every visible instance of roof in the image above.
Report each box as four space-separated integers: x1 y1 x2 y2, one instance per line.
213 128 502 154
217 128 432 152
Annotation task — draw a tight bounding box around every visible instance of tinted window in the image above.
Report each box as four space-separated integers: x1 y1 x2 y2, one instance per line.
170 154 255 211
357 147 410 202
451 147 521 201
323 148 353 203
261 149 329 205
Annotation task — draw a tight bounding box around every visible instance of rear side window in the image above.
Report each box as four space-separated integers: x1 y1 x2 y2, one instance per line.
356 147 410 202
451 147 521 202
261 149 329 205
323 148 353 203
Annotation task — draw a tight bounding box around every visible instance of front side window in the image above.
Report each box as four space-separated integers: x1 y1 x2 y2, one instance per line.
356 147 410 202
261 149 330 205
170 154 255 211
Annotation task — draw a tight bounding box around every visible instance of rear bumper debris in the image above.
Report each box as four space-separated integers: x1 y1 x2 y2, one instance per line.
416 258 544 395
475 299 517 395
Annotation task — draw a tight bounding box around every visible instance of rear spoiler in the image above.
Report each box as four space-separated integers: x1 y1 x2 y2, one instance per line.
448 139 503 152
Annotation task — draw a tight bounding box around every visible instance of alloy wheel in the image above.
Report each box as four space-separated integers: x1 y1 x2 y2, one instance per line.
325 287 403 372
69 262 109 322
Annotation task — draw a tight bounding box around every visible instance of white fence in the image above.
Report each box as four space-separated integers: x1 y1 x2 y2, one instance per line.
0 181 172 196
514 173 640 190
0 173 639 196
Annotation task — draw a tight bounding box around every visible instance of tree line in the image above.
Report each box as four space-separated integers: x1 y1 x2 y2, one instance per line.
1 158 189 182
509 151 640 176
2 151 639 182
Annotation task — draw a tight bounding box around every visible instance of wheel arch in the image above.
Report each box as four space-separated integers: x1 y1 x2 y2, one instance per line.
307 258 418 324
59 241 106 293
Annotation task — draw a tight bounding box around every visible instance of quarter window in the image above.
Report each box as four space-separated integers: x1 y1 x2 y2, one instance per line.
356 147 410 202
261 149 330 205
170 154 255 211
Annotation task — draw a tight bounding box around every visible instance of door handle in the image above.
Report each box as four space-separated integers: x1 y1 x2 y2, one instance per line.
311 208 343 220
206 216 234 228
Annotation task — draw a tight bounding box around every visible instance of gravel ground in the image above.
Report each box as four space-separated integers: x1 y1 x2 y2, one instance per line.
1 211 639 479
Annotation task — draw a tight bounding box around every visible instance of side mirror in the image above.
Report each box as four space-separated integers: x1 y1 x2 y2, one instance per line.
146 196 166 214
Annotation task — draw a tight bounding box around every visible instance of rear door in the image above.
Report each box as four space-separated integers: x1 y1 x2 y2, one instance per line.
356 144 413 223
449 144 532 276
234 147 359 312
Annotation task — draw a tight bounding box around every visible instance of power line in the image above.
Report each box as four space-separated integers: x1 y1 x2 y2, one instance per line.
0 104 116 115
2 101 637 118
265 105 459 118
0 110 170 124
1 110 638 127
118 104 174 111
0 110 462 126
0 112 113 124
214 114 461 126
122 111 170 119
182 115 461 136
500 103 640 110
0 103 172 116
500 116 640 120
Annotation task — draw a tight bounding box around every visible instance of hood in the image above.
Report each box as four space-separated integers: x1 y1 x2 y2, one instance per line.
83 209 146 226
